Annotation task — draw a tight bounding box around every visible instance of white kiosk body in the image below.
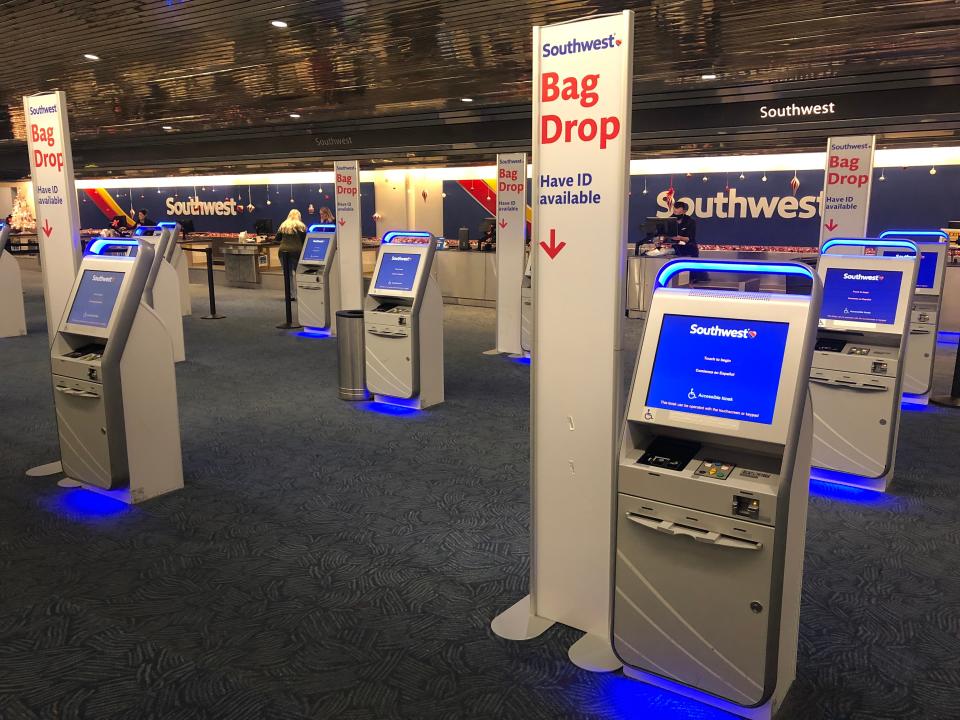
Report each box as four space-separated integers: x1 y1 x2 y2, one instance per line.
364 230 444 409
879 230 949 402
612 260 821 720
50 238 183 503
295 224 341 333
0 222 26 337
135 225 186 362
157 221 192 316
811 239 919 491
520 252 532 354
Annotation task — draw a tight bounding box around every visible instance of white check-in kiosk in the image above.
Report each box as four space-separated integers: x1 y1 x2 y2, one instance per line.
0 222 26 337
613 260 821 720
134 225 185 362
157 221 192 316
50 237 183 502
879 230 949 404
364 230 444 409
520 252 532 354
811 238 919 492
295 223 340 333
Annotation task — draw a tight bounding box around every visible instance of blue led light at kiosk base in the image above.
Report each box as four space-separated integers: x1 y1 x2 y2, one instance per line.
882 249 937 288
821 268 902 325
302 236 331 262
375 252 421 291
646 315 789 425
67 270 125 328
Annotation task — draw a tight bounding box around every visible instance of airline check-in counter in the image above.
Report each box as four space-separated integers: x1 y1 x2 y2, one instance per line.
435 245 498 307
878 230 949 403
295 223 340 334
364 231 444 409
613 260 821 720
50 237 183 503
0 222 26 337
133 225 186 362
810 239 919 492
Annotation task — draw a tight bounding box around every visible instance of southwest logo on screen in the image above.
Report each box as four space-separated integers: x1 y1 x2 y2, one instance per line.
542 35 620 57
91 273 117 283
689 323 756 339
842 272 884 281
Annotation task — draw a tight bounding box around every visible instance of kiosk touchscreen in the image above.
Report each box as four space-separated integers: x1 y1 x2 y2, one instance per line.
50 239 183 502
812 240 919 491
878 230 949 402
157 221 192 316
363 230 444 408
0 222 26 337
295 224 340 333
613 260 821 720
134 225 185 362
520 252 532 354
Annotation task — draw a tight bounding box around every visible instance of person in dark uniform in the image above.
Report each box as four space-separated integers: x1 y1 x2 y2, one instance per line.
478 224 496 252
670 201 698 257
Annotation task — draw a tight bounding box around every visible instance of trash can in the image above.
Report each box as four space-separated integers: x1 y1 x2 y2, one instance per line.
336 310 371 401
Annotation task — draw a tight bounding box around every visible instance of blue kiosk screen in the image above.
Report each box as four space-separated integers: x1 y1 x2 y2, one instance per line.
821 268 903 325
882 250 937 289
646 315 790 425
67 270 125 328
374 252 421 292
303 236 331 262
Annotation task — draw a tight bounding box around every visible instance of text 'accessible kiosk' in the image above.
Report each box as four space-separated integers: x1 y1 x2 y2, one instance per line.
296 223 341 334
811 238 919 492
613 260 821 720
50 237 183 503
364 231 444 409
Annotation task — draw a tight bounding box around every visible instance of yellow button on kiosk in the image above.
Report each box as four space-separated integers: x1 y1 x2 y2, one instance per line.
50 237 183 503
613 259 821 720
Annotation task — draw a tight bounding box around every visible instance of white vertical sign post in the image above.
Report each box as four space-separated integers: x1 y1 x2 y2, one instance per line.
334 161 364 310
492 11 633 672
493 153 527 355
23 91 82 342
818 135 875 246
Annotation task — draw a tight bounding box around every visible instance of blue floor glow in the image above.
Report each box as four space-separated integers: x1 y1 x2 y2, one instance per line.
809 477 890 506
595 675 738 720
294 327 331 339
511 355 531 365
43 488 133 520
355 400 421 417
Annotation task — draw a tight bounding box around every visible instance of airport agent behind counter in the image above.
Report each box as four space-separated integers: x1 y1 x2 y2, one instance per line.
670 200 698 257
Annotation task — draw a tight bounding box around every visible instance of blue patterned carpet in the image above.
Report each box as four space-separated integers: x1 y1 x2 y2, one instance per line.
1 268 959 719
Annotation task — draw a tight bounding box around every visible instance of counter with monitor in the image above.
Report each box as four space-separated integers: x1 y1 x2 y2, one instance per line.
295 223 340 333
157 221 192 316
364 230 444 408
879 230 949 403
0 222 26 337
811 239 919 492
612 259 820 720
50 237 183 503
134 225 185 362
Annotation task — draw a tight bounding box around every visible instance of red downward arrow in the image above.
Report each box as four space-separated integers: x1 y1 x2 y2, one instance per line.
824 219 838 232
498 219 507 229
42 218 53 238
338 217 346 226
539 228 566 259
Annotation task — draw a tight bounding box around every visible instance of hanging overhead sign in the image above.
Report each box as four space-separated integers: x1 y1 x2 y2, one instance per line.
23 91 82 341
818 135 876 245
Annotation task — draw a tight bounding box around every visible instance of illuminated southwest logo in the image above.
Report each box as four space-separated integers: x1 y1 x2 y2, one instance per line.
542 34 620 57
689 323 756 339
842 272 884 281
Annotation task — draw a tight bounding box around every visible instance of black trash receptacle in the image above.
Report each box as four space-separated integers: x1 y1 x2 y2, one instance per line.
336 310 371 401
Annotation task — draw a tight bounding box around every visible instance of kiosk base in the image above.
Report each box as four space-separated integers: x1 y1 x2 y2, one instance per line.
26 460 64 478
57 478 81 488
568 632 622 672
491 595 554 640
622 666 782 720
811 466 890 493
374 393 439 411
902 392 930 407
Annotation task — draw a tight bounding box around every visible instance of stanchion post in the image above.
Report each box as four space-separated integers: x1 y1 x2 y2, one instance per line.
931 336 960 408
201 247 225 320
276 250 302 330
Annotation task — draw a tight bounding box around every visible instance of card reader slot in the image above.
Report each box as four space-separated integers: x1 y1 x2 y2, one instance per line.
55 384 100 399
909 328 931 335
625 512 762 551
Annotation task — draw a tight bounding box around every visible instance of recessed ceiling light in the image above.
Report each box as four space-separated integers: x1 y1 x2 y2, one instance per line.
84 54 100 61
289 113 301 119
460 97 474 103
701 73 717 80
271 20 288 28
161 125 173 131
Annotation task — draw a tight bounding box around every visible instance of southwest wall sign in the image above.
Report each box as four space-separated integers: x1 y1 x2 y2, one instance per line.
760 102 836 120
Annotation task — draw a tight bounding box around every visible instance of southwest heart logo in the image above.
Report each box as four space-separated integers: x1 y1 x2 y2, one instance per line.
615 39 622 46
748 330 758 338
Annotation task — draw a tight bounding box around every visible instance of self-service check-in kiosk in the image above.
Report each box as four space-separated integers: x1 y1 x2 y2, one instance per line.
613 260 821 720
0 222 26 337
134 225 185 362
50 237 183 502
520 252 532 354
364 230 444 408
295 223 340 333
811 238 919 491
879 230 949 404
156 221 192 316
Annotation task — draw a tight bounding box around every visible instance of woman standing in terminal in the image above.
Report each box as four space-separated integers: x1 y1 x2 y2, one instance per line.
275 208 307 298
